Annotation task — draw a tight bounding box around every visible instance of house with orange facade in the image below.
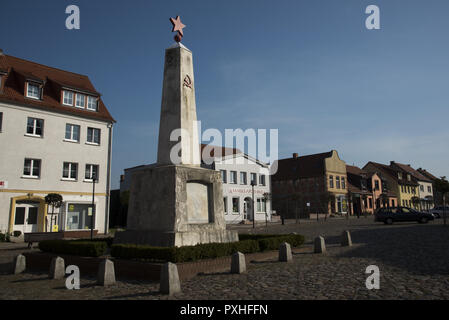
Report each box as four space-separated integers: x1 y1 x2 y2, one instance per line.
346 165 397 215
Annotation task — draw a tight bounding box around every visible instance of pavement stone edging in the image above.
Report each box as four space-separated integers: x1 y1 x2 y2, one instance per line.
21 245 311 282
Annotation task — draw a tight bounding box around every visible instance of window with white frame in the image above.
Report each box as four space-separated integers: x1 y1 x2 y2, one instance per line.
23 158 41 178
223 197 228 214
85 164 99 181
220 170 227 183
341 177 346 189
240 172 247 185
63 90 74 106
75 93 86 108
87 127 100 144
428 186 432 193
87 96 98 111
65 124 80 142
336 176 341 189
62 162 78 180
329 175 334 188
232 197 240 213
257 198 267 213
250 173 257 185
26 117 44 136
26 82 41 99
259 174 266 186
230 171 237 184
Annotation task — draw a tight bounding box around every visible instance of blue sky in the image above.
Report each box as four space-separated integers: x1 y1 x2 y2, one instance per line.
1 0 448 189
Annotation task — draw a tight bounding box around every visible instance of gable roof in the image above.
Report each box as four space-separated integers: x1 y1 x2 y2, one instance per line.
272 151 333 181
346 165 368 176
417 168 438 181
364 161 419 186
0 53 115 123
391 162 432 183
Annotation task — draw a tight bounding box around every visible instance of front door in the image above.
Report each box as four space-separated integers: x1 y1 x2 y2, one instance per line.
14 204 39 233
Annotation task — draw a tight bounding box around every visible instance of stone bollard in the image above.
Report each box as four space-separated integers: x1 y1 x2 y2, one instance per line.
341 230 352 247
314 236 326 254
98 259 116 286
49 256 65 279
231 252 246 274
160 262 181 295
12 254 26 274
279 242 292 262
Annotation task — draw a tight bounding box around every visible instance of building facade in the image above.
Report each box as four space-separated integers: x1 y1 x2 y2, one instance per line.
120 145 272 224
390 162 434 210
346 165 397 215
0 52 115 235
363 161 419 209
272 150 348 218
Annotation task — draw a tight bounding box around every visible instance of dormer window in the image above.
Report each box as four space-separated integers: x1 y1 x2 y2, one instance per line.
398 172 403 180
87 96 98 111
63 90 74 106
26 82 41 99
75 93 86 108
407 174 411 181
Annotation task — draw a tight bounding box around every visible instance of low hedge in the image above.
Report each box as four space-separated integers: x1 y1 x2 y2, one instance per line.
39 240 107 257
72 237 114 248
111 239 260 263
111 234 304 263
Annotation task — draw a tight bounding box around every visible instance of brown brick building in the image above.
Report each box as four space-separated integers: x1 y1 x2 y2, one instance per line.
271 150 348 219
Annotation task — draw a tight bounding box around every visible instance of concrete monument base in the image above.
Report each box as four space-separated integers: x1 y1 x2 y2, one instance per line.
114 165 238 247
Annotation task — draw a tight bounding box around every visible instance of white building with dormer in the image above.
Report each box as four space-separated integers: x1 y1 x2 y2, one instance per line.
0 50 115 236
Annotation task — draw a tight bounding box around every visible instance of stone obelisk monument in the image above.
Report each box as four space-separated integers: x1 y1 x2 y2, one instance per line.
115 16 238 247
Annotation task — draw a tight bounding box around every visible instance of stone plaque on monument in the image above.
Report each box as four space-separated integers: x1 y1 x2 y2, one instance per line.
115 16 238 247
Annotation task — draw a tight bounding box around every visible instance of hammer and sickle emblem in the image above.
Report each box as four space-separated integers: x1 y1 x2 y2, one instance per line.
183 75 192 89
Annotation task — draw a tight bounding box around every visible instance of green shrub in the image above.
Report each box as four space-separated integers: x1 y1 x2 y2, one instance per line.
111 234 304 263
257 235 304 251
0 232 6 242
39 240 107 257
72 237 114 248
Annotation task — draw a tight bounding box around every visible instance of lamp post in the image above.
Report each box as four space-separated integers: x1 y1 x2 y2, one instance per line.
90 173 97 240
251 181 255 229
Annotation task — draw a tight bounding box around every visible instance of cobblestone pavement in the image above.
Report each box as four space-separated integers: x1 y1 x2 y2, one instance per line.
1 217 449 300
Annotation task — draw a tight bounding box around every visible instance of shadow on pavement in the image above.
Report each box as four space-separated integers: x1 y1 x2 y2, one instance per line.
331 223 449 276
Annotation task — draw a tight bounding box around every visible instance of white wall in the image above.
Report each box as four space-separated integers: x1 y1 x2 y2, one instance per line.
215 154 272 224
0 102 112 234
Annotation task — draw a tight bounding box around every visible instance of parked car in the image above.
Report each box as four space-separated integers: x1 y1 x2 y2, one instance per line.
429 206 449 219
374 207 435 225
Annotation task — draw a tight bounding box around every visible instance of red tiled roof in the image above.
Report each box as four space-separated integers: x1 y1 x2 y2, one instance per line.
417 168 438 181
346 165 367 176
364 161 418 186
272 151 333 181
0 53 114 123
391 162 432 183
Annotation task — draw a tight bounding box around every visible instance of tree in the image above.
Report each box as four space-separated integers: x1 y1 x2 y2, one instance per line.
380 193 389 208
45 193 63 232
290 193 302 224
263 192 272 227
411 196 421 210
435 177 449 225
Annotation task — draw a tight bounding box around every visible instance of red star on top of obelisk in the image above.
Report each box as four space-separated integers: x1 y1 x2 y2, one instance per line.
170 16 186 42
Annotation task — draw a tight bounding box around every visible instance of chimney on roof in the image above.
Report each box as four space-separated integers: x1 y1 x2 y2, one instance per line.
120 174 125 182
293 153 298 159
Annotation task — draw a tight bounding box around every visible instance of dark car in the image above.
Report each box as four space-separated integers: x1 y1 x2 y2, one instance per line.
374 207 435 225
